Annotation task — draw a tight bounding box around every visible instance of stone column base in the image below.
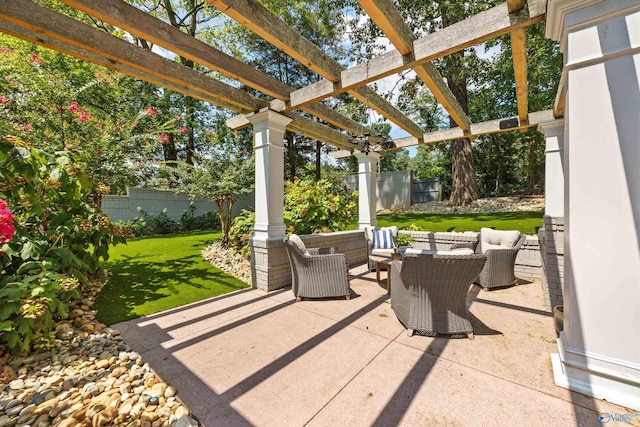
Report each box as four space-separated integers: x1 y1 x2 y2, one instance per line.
250 235 291 292
539 216 564 310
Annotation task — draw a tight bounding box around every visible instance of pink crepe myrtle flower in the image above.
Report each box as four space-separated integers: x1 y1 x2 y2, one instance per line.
146 106 157 118
157 133 170 145
30 52 44 66
0 95 7 105
179 127 188 133
23 123 32 133
69 101 79 112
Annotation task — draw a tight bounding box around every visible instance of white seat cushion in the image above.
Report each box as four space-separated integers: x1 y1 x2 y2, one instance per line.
477 228 521 254
405 248 474 256
371 248 395 257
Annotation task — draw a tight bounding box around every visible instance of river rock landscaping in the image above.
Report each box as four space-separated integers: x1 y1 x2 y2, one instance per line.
0 279 199 427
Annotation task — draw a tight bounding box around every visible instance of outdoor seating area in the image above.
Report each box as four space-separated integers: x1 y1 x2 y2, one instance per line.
2 0 639 417
112 263 632 426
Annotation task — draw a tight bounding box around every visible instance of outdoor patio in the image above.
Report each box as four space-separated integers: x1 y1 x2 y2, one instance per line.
113 264 636 427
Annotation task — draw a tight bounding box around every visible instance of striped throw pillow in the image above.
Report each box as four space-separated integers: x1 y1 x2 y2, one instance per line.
373 228 395 249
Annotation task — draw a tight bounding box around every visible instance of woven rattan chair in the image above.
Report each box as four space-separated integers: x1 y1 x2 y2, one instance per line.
364 226 398 271
390 253 487 338
284 235 351 301
472 228 527 290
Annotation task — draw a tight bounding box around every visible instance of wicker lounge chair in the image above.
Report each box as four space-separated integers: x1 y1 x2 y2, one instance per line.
364 226 398 271
471 228 527 290
390 253 487 338
283 234 351 301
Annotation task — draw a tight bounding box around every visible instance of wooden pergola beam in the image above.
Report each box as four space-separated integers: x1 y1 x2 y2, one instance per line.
58 0 374 139
0 0 264 113
330 109 555 158
358 0 471 132
206 0 425 139
290 0 546 108
58 0 291 100
511 28 529 125
0 21 245 113
0 0 356 150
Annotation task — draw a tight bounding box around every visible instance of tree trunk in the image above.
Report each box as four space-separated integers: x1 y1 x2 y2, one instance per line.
163 134 178 165
450 139 479 206
183 92 196 165
217 198 230 245
441 4 479 206
315 140 322 181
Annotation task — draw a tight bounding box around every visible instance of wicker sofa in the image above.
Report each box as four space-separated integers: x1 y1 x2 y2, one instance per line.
390 252 487 338
283 234 351 301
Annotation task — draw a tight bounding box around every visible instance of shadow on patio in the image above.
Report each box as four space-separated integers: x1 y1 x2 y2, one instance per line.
113 264 634 426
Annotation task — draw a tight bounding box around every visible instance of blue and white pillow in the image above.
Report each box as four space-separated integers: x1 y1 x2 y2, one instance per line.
373 228 395 249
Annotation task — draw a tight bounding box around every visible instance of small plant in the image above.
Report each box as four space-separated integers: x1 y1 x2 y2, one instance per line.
395 223 423 247
395 233 414 248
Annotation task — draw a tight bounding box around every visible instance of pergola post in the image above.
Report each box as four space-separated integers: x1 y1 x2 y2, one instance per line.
248 108 292 291
547 0 640 410
538 119 565 311
354 152 380 229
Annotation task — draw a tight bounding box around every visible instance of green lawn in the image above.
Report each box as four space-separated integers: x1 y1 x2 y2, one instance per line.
96 230 248 326
376 211 543 235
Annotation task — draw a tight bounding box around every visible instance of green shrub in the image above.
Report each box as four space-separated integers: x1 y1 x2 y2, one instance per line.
284 178 357 234
230 178 358 256
122 205 220 237
0 138 128 354
229 209 255 258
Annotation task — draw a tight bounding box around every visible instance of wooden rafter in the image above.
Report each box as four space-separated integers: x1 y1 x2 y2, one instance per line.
59 0 290 100
0 21 245 113
0 0 354 150
511 28 529 125
290 0 546 108
331 109 555 158
0 0 263 112
206 0 426 139
358 0 471 132
57 0 372 139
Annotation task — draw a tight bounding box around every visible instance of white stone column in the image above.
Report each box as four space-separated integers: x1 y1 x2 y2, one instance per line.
539 119 565 218
547 0 640 410
247 109 292 292
248 109 292 239
354 151 380 229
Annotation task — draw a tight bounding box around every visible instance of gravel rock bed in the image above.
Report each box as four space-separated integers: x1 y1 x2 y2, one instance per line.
202 242 251 285
379 196 545 215
0 280 199 427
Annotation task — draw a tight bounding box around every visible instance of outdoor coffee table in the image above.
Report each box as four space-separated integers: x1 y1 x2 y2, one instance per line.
368 253 402 294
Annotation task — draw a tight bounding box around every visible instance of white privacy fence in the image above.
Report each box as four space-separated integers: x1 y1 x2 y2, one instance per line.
102 187 253 222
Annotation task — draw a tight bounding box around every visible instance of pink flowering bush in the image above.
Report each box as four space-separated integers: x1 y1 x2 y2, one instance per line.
0 199 14 244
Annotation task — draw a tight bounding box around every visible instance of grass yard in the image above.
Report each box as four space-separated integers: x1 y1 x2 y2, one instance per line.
376 211 543 235
96 230 248 325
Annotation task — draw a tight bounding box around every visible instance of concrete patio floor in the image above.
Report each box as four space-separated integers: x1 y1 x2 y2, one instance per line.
113 265 638 426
